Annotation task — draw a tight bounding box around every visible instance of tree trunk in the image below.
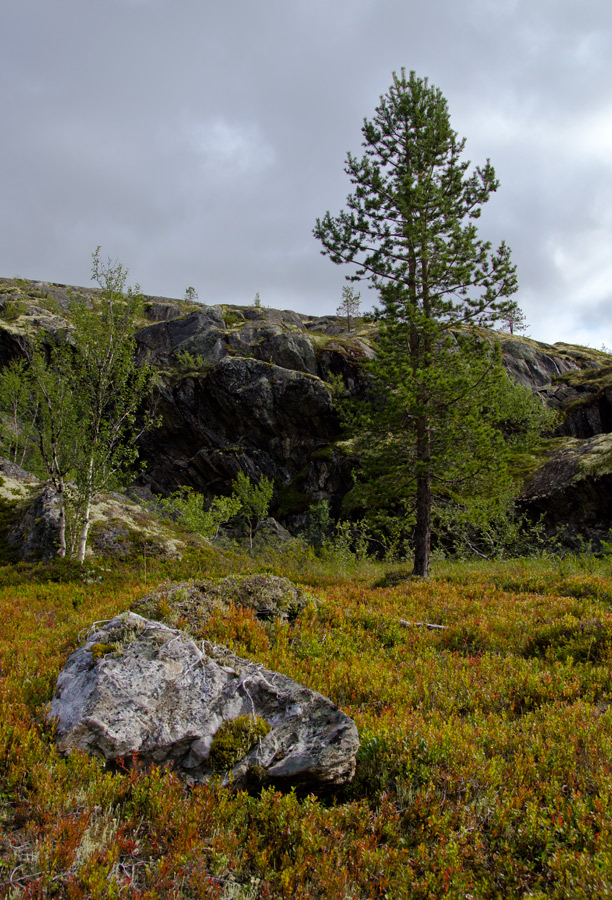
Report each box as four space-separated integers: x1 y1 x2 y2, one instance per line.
412 414 431 577
57 497 67 558
76 458 95 564
76 499 91 565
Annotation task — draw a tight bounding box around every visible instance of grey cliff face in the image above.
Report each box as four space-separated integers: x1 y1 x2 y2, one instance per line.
3 277 612 545
50 613 360 791
131 304 368 510
136 355 346 502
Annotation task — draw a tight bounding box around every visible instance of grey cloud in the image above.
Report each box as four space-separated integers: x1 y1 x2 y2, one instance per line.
1 0 611 343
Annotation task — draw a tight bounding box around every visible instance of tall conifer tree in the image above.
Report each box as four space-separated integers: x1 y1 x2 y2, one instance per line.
314 70 533 576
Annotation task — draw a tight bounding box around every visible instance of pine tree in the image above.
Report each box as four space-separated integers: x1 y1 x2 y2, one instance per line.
314 70 539 576
503 302 528 334
336 285 361 332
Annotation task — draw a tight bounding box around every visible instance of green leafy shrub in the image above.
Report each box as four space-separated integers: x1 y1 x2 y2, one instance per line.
0 299 27 321
156 487 242 540
231 472 273 550
173 348 208 374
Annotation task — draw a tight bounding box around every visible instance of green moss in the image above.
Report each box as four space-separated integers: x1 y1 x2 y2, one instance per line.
310 332 375 359
507 438 565 485
208 715 271 772
221 308 246 329
90 641 122 660
311 445 335 462
575 434 612 479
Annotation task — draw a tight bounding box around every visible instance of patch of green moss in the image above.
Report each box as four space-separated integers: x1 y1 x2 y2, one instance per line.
221 308 246 329
309 332 375 360
575 434 612 479
311 445 335 462
208 715 271 772
507 438 565 485
90 641 122 660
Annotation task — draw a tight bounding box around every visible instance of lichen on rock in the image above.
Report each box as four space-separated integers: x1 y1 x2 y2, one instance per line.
135 573 314 633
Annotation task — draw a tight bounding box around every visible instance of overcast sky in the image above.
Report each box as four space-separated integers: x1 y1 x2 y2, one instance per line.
2 0 611 346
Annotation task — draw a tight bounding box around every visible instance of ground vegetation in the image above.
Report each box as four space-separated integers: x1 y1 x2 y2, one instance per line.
2 544 612 898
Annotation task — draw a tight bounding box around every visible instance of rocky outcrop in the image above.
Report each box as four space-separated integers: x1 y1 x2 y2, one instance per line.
135 356 345 505
136 308 227 367
3 276 612 544
0 458 58 561
8 483 62 561
520 433 612 545
131 306 370 514
499 337 580 397
0 458 190 561
499 336 612 436
50 613 359 791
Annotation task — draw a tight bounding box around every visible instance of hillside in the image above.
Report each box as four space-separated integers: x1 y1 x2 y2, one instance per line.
1 275 612 549
2 548 612 898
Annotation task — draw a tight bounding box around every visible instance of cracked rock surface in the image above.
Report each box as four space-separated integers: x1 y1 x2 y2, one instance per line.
50 613 359 791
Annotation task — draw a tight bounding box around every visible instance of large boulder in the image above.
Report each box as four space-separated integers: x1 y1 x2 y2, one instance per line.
50 613 359 791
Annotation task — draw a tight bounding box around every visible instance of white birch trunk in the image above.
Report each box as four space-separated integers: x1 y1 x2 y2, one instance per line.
76 457 95 564
56 481 67 559
76 499 91 565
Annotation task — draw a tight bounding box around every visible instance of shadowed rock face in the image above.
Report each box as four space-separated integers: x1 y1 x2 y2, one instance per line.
50 613 360 791
520 434 612 544
136 356 348 503
3 277 612 542
131 307 370 512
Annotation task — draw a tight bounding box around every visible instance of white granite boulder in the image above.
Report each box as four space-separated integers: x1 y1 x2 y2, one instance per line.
50 613 359 791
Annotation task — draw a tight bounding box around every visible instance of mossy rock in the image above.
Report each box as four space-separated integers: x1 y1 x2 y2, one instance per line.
135 573 313 633
208 715 271 772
